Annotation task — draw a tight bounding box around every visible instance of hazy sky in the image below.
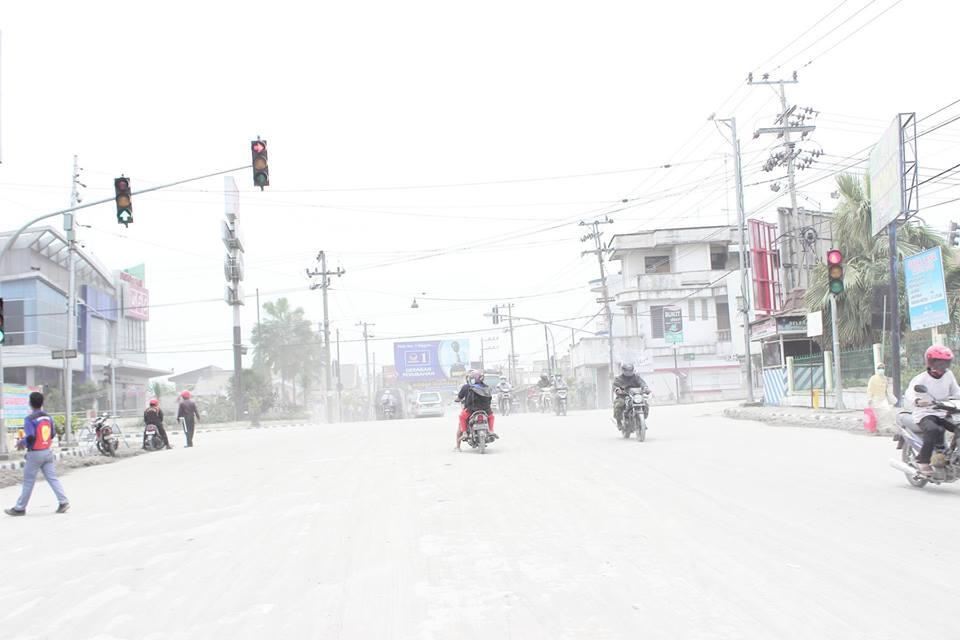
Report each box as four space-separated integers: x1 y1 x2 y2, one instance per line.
1 0 957 376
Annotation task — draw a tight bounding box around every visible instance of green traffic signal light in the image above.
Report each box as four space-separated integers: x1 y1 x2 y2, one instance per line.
114 177 133 226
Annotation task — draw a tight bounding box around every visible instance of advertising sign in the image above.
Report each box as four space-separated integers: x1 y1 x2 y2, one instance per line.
870 116 904 236
3 384 42 428
394 339 471 381
663 307 683 344
904 246 950 331
120 270 150 320
776 316 808 335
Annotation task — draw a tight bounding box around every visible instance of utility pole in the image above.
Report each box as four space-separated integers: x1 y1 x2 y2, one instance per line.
543 324 552 373
335 328 342 422
749 72 819 292
580 216 616 403
713 116 756 403
223 177 245 422
307 250 344 423
357 322 374 420
63 155 84 443
493 303 517 385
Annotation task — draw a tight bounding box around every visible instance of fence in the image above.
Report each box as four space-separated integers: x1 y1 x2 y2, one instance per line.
838 348 875 387
792 353 825 391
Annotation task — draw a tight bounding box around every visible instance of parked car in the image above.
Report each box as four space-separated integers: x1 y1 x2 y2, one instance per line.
413 391 445 418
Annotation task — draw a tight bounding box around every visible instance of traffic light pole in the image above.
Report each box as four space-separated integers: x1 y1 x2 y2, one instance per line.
830 293 845 409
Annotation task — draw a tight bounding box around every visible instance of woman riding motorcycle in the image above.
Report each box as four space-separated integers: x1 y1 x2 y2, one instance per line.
455 370 496 451
906 344 960 475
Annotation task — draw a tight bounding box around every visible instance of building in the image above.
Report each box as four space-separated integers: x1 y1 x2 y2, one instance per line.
571 225 755 404
0 226 167 413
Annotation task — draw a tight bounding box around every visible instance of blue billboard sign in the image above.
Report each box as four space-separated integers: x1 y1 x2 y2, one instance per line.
904 246 950 331
394 340 471 381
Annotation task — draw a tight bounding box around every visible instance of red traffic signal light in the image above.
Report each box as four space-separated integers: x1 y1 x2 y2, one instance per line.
114 177 133 226
827 248 844 294
251 139 269 189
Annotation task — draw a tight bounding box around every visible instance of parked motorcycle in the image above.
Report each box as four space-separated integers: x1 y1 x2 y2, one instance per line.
554 387 568 416
617 387 650 441
142 423 164 451
889 384 960 488
498 391 512 416
93 414 120 456
463 410 497 454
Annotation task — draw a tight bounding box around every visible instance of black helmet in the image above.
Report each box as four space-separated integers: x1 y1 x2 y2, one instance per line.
620 363 635 375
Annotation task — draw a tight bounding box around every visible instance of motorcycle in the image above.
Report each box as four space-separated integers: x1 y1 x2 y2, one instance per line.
617 387 650 441
554 387 568 416
463 410 497 454
498 391 512 416
93 414 120 456
142 423 164 451
382 404 396 420
889 384 960 488
539 390 553 413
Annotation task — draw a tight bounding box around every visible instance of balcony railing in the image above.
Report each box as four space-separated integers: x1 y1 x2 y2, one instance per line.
717 329 732 342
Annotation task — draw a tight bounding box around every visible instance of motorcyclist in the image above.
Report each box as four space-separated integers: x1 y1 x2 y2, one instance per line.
613 363 650 429
495 378 512 394
143 398 171 450
906 345 960 475
537 372 552 391
455 370 496 451
380 391 397 417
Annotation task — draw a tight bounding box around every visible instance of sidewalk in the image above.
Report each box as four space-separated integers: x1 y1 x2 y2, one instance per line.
724 404 894 436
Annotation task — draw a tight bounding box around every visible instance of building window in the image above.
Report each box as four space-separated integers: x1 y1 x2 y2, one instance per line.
711 251 727 270
688 300 696 321
650 306 665 339
645 256 671 273
701 299 710 319
4 300 25 346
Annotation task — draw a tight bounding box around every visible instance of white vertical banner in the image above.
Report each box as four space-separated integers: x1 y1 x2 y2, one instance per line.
806 311 823 338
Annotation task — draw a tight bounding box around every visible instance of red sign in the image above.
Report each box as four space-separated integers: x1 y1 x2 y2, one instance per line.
120 271 150 320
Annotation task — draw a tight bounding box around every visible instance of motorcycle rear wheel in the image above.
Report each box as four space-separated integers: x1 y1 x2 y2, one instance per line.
902 446 928 488
478 431 487 454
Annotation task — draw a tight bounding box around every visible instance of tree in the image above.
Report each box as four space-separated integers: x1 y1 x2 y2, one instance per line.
251 298 317 406
804 174 960 349
228 368 274 425
149 380 175 402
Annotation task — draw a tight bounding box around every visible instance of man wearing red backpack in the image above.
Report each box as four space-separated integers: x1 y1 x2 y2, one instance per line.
5 392 70 516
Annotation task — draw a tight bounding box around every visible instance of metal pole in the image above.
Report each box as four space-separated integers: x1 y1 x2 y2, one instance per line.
111 286 120 417
64 234 76 442
544 324 552 374
596 232 616 394
830 293 845 409
0 345 7 459
506 304 517 385
336 328 342 423
779 82 802 290
727 119 756 403
889 223 901 405
674 346 681 404
320 251 333 422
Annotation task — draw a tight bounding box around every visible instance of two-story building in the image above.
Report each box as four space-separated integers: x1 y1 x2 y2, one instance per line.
571 225 757 404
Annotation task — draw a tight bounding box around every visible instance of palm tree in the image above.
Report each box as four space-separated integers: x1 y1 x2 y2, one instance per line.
251 298 318 406
804 174 960 350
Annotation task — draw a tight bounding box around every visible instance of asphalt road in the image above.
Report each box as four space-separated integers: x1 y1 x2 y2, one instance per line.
1 403 958 640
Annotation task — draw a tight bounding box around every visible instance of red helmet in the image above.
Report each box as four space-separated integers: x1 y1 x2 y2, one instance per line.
149 398 159 406
180 390 191 399
925 345 954 365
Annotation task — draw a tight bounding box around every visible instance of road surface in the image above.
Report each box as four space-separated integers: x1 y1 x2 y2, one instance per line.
1 403 958 639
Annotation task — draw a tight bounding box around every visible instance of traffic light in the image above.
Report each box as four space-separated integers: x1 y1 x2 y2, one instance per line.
950 222 959 247
827 248 844 295
251 139 269 189
0 297 5 345
492 305 499 325
114 177 133 226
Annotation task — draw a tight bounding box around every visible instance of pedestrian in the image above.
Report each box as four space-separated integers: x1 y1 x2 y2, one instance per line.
144 398 172 449
5 391 69 516
177 390 200 447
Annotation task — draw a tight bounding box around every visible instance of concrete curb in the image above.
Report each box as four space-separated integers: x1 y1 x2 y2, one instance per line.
723 406 896 437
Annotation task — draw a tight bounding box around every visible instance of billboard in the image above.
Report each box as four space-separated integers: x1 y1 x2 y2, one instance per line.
394 340 471 381
904 246 950 331
664 307 683 344
870 116 904 236
3 384 42 428
120 270 150 320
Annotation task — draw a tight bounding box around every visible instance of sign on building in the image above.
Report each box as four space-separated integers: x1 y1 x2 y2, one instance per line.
904 246 950 331
663 307 683 344
120 270 150 320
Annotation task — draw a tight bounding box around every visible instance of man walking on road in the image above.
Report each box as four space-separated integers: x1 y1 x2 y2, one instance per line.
177 390 200 447
5 392 69 516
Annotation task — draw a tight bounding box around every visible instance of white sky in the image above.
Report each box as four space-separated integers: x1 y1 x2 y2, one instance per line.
1 0 958 376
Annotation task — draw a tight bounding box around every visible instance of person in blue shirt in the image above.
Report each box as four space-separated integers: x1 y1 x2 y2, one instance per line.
5 392 69 516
